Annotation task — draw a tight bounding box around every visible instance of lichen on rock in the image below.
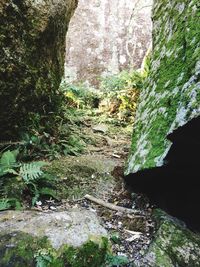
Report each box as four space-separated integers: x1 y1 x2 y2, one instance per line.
135 210 200 267
0 0 77 139
0 210 109 267
126 0 200 174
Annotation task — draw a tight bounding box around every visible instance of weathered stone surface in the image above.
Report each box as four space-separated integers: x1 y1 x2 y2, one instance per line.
0 210 109 266
126 0 200 174
0 209 107 249
135 210 200 267
92 124 108 133
0 0 77 139
65 0 152 87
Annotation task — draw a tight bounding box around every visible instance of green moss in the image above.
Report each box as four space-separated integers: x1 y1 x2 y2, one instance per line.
153 244 174 267
0 1 76 139
48 155 115 200
144 210 200 267
0 232 110 267
63 238 109 267
126 0 200 174
0 232 50 267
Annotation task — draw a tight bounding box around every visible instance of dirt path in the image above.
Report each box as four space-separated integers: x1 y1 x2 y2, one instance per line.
37 116 155 265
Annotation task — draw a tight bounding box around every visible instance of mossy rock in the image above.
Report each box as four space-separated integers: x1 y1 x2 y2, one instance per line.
137 209 200 267
126 0 200 174
48 155 116 200
0 210 109 267
0 0 77 139
0 232 109 267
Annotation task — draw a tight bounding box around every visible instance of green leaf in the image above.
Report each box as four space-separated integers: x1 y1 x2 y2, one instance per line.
35 254 52 267
110 234 121 244
0 199 11 211
0 198 22 211
20 161 49 183
29 182 40 206
105 254 129 267
39 187 59 200
0 150 19 175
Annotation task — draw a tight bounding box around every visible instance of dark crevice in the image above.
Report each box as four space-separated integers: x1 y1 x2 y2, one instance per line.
125 116 200 232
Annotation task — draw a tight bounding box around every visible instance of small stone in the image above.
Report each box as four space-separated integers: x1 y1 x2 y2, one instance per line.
50 206 57 210
92 124 108 133
36 201 42 206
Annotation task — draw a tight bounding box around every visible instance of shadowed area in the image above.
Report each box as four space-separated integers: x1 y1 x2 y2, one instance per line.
125 116 200 231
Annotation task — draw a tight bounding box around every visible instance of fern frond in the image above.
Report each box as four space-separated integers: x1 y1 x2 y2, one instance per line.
19 161 48 183
0 199 11 210
0 198 21 211
0 150 19 176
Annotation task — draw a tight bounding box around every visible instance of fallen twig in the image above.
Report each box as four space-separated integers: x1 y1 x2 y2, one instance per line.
112 153 121 159
84 194 144 217
124 229 142 235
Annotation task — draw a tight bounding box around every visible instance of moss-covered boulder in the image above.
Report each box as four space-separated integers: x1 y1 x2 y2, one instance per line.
0 0 77 139
126 0 200 174
0 210 109 267
135 210 200 267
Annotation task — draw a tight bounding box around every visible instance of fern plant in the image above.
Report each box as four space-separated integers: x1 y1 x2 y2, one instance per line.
0 150 57 209
19 161 48 183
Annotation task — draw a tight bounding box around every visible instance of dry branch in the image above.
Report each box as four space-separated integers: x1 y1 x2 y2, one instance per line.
84 194 144 217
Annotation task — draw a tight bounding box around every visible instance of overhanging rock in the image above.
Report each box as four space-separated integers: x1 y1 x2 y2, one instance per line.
126 0 200 175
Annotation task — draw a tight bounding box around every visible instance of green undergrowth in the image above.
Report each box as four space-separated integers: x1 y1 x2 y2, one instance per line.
60 81 101 109
0 66 143 209
0 64 144 162
0 150 57 210
98 69 145 123
0 107 87 162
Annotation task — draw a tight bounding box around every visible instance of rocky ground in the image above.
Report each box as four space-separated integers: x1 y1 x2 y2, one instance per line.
32 113 156 265
1 111 200 267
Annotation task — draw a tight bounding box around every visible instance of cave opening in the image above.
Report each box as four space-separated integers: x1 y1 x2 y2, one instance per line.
125 116 200 232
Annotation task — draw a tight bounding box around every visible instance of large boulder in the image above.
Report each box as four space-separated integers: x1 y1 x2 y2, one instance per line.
126 0 200 175
0 209 108 266
0 0 77 139
135 210 200 267
65 0 153 87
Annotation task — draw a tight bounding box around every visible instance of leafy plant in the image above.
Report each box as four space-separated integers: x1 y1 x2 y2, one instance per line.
105 254 129 267
60 81 100 109
100 69 145 93
0 150 57 208
0 198 21 211
34 240 130 267
18 161 48 183
61 135 85 156
110 233 121 245
99 69 146 122
35 249 58 267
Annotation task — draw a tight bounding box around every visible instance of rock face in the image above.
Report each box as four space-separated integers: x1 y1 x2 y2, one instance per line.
126 0 200 175
0 210 107 249
135 210 200 267
0 0 77 139
0 209 108 266
65 0 152 87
